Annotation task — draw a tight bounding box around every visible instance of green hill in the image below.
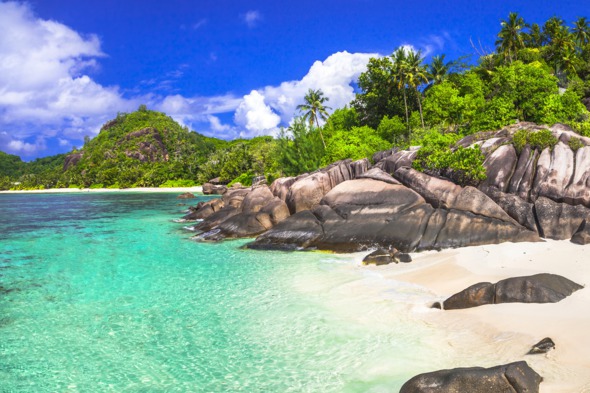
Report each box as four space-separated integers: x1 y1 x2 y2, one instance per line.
63 107 221 188
0 151 26 178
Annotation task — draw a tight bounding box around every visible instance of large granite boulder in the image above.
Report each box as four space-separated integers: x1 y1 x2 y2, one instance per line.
195 186 289 240
531 142 575 202
400 361 542 393
534 197 590 239
564 146 590 207
181 198 224 221
481 187 538 232
285 159 369 214
394 168 517 225
443 273 583 310
269 176 299 201
222 188 252 209
380 149 417 174
202 183 227 195
480 144 518 192
571 220 590 244
506 144 539 202
356 167 400 184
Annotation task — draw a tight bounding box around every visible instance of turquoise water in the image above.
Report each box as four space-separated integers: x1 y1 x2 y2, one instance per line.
0 192 447 392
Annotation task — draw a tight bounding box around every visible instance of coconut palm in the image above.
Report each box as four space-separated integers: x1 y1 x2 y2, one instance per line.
427 54 451 86
495 12 526 62
391 47 410 131
524 23 544 48
297 89 331 148
405 49 429 128
573 17 590 47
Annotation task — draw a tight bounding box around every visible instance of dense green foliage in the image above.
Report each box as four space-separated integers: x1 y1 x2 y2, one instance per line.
0 151 26 178
412 131 487 186
513 128 558 152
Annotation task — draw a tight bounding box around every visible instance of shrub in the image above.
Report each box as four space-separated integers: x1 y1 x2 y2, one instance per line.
89 183 104 189
568 137 585 152
512 129 557 153
412 130 486 186
228 172 253 187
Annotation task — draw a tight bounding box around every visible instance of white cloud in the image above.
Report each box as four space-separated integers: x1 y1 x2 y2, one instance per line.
58 138 70 146
242 10 261 28
234 90 281 137
0 1 135 155
229 51 376 137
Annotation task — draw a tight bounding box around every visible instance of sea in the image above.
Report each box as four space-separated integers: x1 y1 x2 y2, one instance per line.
0 192 462 392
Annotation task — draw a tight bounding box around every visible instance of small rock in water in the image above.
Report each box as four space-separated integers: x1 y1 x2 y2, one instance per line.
177 192 195 199
528 337 555 354
362 248 396 266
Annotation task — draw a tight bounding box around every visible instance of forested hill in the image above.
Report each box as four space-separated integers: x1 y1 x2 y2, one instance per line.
60 108 223 188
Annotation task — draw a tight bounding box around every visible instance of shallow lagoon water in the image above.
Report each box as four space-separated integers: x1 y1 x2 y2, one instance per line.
1 192 453 392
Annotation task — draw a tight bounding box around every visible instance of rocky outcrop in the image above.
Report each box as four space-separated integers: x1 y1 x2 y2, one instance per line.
177 192 195 199
443 273 583 310
400 361 542 393
202 183 227 195
285 159 369 213
571 220 590 244
63 152 84 171
250 178 539 252
182 198 224 221
480 144 518 192
534 197 590 239
182 123 590 250
192 185 290 240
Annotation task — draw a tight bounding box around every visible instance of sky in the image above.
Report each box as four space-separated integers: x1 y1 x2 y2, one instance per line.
0 0 587 160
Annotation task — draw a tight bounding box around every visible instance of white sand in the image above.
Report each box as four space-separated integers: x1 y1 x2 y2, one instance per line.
0 186 203 194
354 240 590 392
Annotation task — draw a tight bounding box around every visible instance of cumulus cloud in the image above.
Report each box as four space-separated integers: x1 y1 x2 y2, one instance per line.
242 10 261 28
0 1 135 156
234 91 281 136
229 51 376 138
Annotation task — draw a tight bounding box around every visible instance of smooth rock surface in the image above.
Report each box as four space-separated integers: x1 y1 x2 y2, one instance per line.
399 361 542 393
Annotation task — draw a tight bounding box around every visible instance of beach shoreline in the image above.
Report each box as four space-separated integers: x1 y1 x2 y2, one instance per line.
340 240 590 392
0 186 203 194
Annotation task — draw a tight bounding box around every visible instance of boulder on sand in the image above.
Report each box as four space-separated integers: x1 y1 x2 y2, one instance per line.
443 273 583 310
399 361 542 393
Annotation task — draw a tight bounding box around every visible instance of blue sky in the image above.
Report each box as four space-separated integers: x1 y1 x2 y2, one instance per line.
0 0 587 159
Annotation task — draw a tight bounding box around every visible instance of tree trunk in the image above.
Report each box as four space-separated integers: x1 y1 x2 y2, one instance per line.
316 118 326 149
416 89 424 128
402 88 409 137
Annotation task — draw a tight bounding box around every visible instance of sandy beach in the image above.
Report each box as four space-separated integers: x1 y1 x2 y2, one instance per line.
351 240 590 392
0 186 203 194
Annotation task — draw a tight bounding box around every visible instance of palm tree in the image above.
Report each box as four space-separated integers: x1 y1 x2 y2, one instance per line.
405 49 429 128
524 23 544 48
495 12 526 62
297 89 331 148
543 18 576 76
392 47 410 132
573 17 590 47
427 54 451 87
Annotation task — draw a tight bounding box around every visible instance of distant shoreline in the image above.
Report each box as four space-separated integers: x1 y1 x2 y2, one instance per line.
0 186 203 194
